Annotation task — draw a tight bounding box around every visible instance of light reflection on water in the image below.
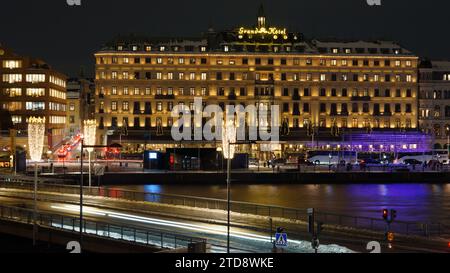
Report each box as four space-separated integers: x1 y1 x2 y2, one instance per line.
108 183 450 225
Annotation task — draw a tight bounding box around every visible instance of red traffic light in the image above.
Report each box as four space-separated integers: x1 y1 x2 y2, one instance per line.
448 242 450 248
382 209 389 220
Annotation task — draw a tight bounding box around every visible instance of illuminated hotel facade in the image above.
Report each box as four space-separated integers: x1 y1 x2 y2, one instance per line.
94 8 421 158
0 44 67 149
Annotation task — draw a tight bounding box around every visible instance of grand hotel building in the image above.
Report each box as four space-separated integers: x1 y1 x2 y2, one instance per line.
94 8 421 158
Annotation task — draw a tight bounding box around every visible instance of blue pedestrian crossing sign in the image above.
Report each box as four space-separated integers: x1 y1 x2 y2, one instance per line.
275 233 288 247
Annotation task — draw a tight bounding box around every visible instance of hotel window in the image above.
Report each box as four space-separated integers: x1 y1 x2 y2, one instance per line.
156 87 162 95
167 58 174 64
406 104 412 113
122 101 129 111
229 72 235 81
157 57 163 64
111 101 117 111
156 72 162 80
352 89 358 97
145 57 151 64
189 72 196 80
374 60 380 66
216 72 223 80
341 59 348 66
168 87 173 95
320 88 326 96
201 87 208 96
117 45 123 51
395 60 401 67
26 88 45 97
345 48 351 54
122 71 129 79
69 103 75 111
384 104 391 113
306 59 312 65
385 74 391 82
352 118 358 128
179 87 185 95
363 60 369 66
216 60 223 65
306 74 312 81
331 59 337 66
406 75 412 82
123 57 129 64
26 74 45 83
201 72 207 80
395 75 401 82
342 88 348 97
178 58 184 64
218 87 225 96
374 74 380 82
363 74 369 81
178 72 184 80
283 88 289 96
242 58 248 65
224 45 229 52
395 89 401 97
145 46 151 52
190 58 196 64
168 102 173 111
352 103 359 113
111 72 117 79
320 103 326 113
159 46 165 52
111 86 117 95
190 87 195 96
3 60 21 69
319 59 326 66
255 58 261 65
112 57 118 64
331 89 337 97
229 60 235 65
293 58 300 65
341 74 348 81
157 102 162 112
200 46 207 52
167 72 173 80
320 74 326 81
363 103 369 113
352 60 358 66
134 88 140 95
406 89 412 97
385 89 391 97
145 87 151 95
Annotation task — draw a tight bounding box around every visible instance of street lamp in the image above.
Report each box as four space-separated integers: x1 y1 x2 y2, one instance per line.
446 125 450 153
83 120 96 187
222 117 236 253
27 116 46 247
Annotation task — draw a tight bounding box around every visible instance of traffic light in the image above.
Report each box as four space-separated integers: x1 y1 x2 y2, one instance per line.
382 209 389 220
390 209 397 221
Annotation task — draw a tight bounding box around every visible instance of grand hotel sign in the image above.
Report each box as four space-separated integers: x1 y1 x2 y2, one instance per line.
238 27 287 36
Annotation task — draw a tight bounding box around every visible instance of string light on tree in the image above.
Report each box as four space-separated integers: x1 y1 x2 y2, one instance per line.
222 117 236 159
27 116 46 162
83 119 97 152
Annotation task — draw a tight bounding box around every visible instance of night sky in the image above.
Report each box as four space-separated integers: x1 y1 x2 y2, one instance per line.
1 0 449 77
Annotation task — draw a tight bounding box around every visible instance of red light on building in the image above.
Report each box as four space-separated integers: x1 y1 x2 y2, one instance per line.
382 209 389 220
169 155 174 165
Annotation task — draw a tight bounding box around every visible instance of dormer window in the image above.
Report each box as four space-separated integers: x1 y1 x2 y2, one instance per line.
145 46 152 52
344 48 351 54
117 45 123 51
394 49 401 55
173 46 179 52
200 46 207 52
332 48 339 54
159 46 166 52
224 45 229 52
132 45 138 51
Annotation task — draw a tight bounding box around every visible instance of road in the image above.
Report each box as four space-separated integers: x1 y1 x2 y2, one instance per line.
0 188 448 253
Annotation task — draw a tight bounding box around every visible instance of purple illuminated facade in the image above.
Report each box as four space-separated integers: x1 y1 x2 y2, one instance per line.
341 131 432 152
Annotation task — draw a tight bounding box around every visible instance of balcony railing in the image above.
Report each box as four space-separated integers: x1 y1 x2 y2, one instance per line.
351 96 371 101
155 94 175 100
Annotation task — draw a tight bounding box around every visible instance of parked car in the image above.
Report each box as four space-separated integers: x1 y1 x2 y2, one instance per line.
403 158 422 165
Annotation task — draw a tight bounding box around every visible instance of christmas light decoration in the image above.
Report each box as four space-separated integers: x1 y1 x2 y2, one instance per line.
222 117 236 159
27 116 46 162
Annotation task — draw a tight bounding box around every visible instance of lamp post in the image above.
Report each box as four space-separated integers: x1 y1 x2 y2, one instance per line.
83 120 96 187
222 117 236 253
27 116 46 247
446 125 450 154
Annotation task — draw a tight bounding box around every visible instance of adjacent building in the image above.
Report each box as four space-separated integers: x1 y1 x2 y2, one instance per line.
0 44 67 149
418 60 450 149
94 6 422 159
66 77 95 137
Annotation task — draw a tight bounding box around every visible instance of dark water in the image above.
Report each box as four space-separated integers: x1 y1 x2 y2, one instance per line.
113 183 450 225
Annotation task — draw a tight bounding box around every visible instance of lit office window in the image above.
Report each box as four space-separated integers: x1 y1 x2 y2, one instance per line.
134 88 140 95
122 101 129 111
3 88 22 97
26 74 45 83
11 116 22 124
26 101 45 111
189 72 196 80
201 72 207 80
112 72 118 79
2 74 22 83
320 74 326 81
178 58 184 64
156 72 162 80
111 101 117 111
157 57 163 64
157 102 162 112
406 75 412 82
3 60 21 69
168 72 173 80
123 57 129 64
26 88 45 97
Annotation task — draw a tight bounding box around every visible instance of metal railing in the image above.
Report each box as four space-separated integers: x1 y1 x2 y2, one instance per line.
1 176 449 237
0 204 206 249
